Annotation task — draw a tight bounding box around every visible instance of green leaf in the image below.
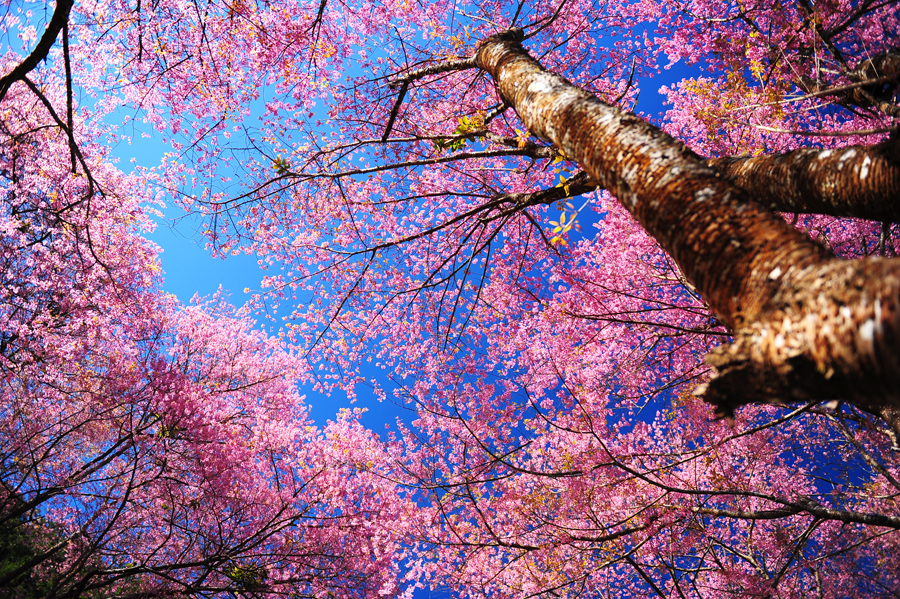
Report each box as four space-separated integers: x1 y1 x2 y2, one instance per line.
272 155 292 175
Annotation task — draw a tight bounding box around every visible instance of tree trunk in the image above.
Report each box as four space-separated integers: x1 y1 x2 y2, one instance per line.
474 29 900 433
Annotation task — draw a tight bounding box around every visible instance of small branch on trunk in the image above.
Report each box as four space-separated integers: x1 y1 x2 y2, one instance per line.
387 58 476 90
382 58 478 140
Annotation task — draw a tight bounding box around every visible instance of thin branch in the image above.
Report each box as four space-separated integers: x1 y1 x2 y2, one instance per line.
62 21 76 173
381 81 408 141
725 119 897 137
732 74 900 113
613 55 638 105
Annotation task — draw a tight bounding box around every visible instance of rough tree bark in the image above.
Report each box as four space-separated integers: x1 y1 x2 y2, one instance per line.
709 136 900 223
474 29 900 433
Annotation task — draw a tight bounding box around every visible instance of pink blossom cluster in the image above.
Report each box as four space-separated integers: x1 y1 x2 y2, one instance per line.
1 0 899 596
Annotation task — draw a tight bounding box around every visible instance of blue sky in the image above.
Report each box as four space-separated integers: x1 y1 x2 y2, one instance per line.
116 49 695 429
139 89 685 299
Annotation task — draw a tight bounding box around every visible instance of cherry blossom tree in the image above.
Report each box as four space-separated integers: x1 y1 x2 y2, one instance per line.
0 7 415 597
152 1 896 596
3 0 900 597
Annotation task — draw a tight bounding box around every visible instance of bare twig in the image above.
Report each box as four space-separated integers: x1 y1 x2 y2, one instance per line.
723 118 897 137
732 74 899 113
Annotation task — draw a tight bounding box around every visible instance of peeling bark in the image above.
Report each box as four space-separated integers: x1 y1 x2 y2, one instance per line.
709 136 900 222
474 29 900 430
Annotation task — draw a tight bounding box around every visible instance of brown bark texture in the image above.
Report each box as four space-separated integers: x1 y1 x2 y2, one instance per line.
474 29 900 430
709 136 900 222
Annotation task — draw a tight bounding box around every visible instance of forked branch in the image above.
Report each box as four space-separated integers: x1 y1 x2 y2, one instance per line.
474 28 900 429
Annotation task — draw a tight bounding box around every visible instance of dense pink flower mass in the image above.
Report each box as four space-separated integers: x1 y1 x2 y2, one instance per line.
1 0 899 597
0 38 413 595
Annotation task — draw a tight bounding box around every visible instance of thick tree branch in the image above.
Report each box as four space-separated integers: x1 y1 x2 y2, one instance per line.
381 81 408 141
709 136 900 222
382 58 478 139
844 48 900 117
0 0 75 103
474 29 900 425
695 502 900 529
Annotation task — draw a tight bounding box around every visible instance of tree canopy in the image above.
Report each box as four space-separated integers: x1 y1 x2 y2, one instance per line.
1 0 899 597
